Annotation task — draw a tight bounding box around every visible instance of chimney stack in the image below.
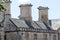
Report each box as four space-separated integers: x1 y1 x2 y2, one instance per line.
38 6 49 23
19 4 32 23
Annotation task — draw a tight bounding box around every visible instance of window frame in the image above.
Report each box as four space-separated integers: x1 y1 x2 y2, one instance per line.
43 33 47 40
34 34 37 40
53 34 56 40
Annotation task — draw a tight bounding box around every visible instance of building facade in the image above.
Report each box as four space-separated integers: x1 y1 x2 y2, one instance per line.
50 19 60 30
0 0 60 40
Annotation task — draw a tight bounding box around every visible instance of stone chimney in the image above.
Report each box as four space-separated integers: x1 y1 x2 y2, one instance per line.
3 0 11 22
38 6 49 23
0 0 11 20
19 4 32 23
3 0 11 28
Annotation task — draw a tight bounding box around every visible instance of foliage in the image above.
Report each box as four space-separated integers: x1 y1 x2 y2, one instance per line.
0 2 6 11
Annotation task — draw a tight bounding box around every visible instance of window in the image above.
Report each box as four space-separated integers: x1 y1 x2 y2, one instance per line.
25 32 29 40
0 33 1 40
43 34 47 40
53 34 56 40
34 34 37 40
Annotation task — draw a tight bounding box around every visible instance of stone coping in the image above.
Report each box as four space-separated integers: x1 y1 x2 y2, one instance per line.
38 6 49 10
5 27 58 33
19 4 32 7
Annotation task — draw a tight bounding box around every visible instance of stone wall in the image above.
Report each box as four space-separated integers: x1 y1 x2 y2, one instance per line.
5 30 58 40
0 28 4 40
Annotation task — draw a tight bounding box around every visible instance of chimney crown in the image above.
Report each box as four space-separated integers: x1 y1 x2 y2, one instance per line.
38 6 49 10
19 4 32 7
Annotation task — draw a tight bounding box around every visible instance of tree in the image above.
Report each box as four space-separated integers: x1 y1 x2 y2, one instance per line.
0 2 6 11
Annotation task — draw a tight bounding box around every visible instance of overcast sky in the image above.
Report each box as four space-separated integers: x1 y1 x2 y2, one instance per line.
11 0 60 21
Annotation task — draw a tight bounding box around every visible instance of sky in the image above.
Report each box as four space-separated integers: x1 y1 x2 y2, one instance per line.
11 0 60 21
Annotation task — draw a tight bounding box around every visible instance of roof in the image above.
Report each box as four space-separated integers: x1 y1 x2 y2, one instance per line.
35 21 48 29
51 19 60 30
10 18 52 30
32 21 41 29
10 18 29 28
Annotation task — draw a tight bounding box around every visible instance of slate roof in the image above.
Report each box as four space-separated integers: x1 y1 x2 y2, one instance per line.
10 18 52 30
10 18 29 28
34 21 48 29
32 21 41 29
